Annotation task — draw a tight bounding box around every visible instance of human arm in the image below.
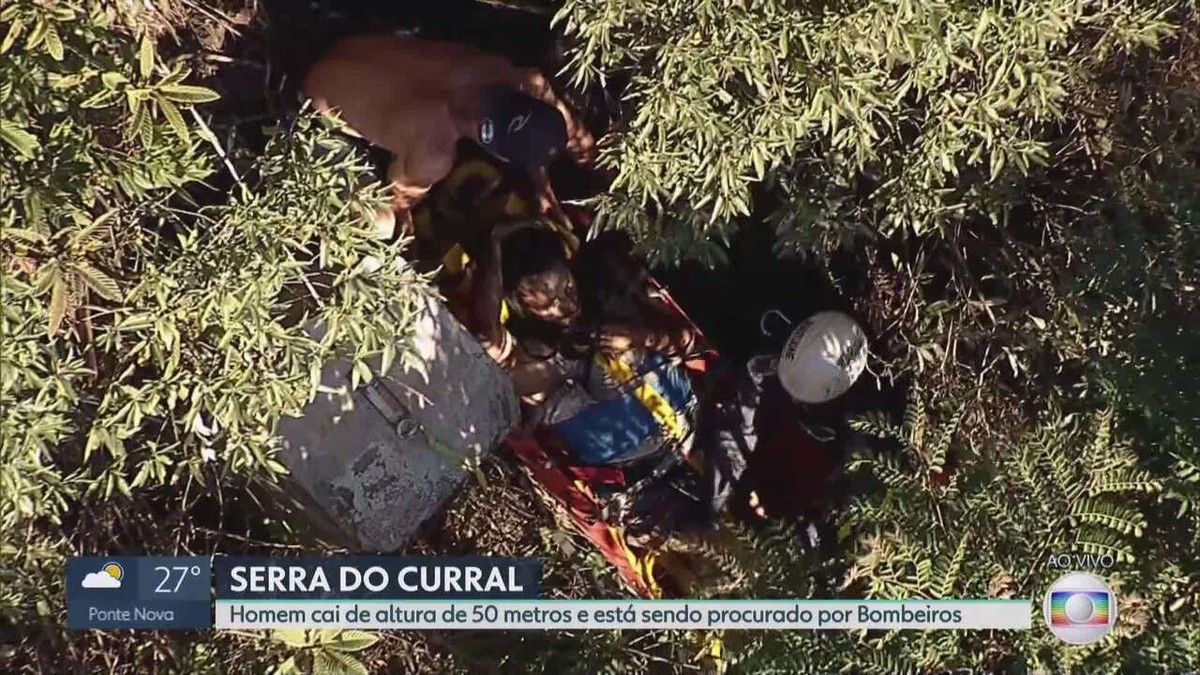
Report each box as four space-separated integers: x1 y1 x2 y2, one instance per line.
704 358 770 517
384 120 458 212
469 222 571 398
469 223 513 356
530 167 580 249
597 323 698 358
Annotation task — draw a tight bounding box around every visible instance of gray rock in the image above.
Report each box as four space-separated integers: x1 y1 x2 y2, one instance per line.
278 297 519 551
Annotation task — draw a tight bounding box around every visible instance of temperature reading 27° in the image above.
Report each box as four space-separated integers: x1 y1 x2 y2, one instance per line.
155 565 203 593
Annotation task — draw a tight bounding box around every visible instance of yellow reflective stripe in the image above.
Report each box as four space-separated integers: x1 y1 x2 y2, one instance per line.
641 549 662 598
604 523 661 598
502 193 526 217
596 353 686 441
441 243 469 275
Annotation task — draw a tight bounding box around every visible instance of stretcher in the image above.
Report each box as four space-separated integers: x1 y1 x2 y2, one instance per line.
412 152 722 596
503 304 719 597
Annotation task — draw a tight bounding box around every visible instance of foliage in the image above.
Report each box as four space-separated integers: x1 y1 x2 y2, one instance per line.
260 629 379 675
555 8 1199 670
711 397 1198 673
557 0 1176 249
1077 157 1200 560
1 1 429 669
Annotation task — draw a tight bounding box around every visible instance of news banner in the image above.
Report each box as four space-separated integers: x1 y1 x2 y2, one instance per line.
208 554 1027 631
65 555 1057 633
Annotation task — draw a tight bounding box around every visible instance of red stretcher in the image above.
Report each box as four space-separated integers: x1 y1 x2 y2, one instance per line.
413 154 723 596
415 152 842 597
503 276 721 597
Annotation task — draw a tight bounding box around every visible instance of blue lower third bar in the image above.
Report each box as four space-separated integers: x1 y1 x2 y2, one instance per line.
67 556 212 630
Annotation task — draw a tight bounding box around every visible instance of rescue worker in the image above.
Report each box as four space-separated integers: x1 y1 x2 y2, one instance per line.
302 34 595 236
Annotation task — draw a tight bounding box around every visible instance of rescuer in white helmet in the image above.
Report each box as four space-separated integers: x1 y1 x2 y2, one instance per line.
701 310 868 519
760 310 868 405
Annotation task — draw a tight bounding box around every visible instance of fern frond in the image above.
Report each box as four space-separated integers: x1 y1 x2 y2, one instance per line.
1090 468 1163 495
1074 533 1136 564
1173 453 1200 485
1072 499 1147 536
874 459 918 492
850 410 900 440
925 405 964 474
905 384 927 452
1089 408 1115 459
936 531 970 598
915 557 934 594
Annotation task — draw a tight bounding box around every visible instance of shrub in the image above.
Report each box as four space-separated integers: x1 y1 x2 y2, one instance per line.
557 0 1178 250
0 1 429 666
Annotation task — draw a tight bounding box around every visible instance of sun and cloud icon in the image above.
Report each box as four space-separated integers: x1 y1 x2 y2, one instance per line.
81 562 124 589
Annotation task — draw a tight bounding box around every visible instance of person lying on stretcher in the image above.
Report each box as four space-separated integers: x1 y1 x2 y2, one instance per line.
469 223 699 465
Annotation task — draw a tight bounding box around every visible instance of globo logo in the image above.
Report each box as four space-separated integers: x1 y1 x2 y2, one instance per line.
1043 572 1117 645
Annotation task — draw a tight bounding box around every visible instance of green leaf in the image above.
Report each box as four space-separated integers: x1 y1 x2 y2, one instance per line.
157 84 220 104
24 18 46 51
326 630 378 653
351 359 371 388
101 71 128 89
0 121 39 159
138 101 154 146
158 98 190 144
33 264 59 295
138 33 154 78
49 72 88 90
72 263 122 302
0 17 23 54
971 11 990 50
70 209 118 248
988 148 1006 180
270 629 311 648
43 25 63 60
937 532 970 598
271 656 301 675
23 192 46 232
314 649 368 675
116 314 154 332
80 89 120 109
2 228 48 245
47 276 68 336
125 98 144 141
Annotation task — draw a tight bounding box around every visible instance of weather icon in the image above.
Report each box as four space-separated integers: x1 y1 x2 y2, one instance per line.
81 562 124 589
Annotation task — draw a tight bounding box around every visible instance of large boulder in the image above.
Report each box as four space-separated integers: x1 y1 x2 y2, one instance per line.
278 297 519 551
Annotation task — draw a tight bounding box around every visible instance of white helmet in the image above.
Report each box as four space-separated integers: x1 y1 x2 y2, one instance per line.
776 311 867 404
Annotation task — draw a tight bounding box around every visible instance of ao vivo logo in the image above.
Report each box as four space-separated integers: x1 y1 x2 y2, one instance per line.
1045 553 1116 569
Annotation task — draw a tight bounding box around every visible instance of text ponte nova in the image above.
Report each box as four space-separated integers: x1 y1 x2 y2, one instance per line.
88 606 176 621
229 565 525 594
